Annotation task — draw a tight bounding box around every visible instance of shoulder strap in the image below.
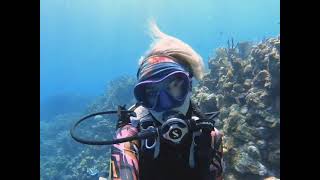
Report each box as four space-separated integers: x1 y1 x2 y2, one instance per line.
189 101 222 179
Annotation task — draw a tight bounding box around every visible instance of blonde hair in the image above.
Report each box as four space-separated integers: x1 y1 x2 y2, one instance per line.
139 20 205 80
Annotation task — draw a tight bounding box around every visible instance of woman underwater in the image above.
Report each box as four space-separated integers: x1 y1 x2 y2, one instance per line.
107 21 224 180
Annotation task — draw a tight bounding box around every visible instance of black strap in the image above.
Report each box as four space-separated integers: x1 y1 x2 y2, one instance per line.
197 128 212 179
190 101 222 179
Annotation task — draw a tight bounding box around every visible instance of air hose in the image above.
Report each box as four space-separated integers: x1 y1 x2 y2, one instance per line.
70 110 158 145
70 108 220 146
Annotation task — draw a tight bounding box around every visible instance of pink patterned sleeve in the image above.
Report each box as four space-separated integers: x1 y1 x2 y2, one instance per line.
209 128 224 180
109 124 140 180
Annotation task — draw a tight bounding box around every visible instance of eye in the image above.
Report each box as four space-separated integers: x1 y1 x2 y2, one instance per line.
168 78 184 89
166 78 186 98
172 80 180 87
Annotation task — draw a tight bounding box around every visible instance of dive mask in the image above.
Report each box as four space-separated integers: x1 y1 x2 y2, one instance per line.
134 71 190 112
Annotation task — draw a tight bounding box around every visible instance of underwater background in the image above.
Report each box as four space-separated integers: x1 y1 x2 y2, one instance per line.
40 0 280 179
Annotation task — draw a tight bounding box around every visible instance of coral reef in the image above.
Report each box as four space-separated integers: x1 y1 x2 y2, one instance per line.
193 35 280 179
40 75 136 180
236 41 253 59
40 36 280 180
40 113 111 180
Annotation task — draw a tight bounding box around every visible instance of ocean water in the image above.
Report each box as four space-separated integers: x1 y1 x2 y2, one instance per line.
40 0 279 105
40 0 280 179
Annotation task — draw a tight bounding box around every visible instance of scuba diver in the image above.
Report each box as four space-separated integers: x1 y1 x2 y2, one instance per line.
70 21 224 180
107 22 224 180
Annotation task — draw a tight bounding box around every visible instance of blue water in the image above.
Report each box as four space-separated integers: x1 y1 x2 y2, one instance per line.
40 1 279 179
40 0 279 108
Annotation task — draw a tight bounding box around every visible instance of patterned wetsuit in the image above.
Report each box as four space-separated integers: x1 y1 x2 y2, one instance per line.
109 105 224 180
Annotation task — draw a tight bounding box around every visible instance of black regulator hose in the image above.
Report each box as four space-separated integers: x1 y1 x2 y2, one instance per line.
70 110 158 145
70 109 220 146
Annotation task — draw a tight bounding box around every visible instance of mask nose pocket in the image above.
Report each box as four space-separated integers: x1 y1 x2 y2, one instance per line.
158 91 173 110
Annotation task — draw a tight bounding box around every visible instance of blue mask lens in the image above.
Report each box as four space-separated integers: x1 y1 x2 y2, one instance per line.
134 71 190 111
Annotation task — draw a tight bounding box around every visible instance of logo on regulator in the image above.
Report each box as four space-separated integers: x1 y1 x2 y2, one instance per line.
169 128 182 139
